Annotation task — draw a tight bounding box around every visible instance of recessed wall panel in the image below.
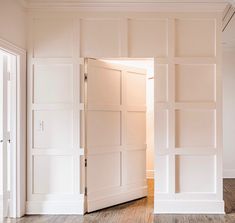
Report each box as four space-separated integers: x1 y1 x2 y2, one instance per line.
87 111 121 147
175 110 215 148
129 19 168 57
33 110 73 148
175 64 215 102
175 19 215 57
81 19 120 57
176 155 215 193
87 66 121 106
34 64 73 104
87 152 121 192
155 110 168 149
34 19 74 58
126 112 146 145
124 150 146 185
155 65 168 102
33 155 74 194
126 72 146 106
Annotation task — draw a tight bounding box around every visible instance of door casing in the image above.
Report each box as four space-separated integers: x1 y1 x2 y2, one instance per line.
0 38 26 218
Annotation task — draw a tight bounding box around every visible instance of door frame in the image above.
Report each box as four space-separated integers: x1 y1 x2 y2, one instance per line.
82 57 153 214
0 38 26 218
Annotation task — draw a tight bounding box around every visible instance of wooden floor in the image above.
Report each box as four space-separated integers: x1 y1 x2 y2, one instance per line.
2 179 235 223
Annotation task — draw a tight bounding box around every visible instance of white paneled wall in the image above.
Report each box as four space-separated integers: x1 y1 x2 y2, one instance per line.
27 11 223 214
154 15 223 213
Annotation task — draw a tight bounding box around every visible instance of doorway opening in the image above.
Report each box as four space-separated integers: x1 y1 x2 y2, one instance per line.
83 58 154 213
0 49 17 219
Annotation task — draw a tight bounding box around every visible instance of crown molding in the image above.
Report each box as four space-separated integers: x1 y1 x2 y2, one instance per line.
19 0 228 12
223 3 235 30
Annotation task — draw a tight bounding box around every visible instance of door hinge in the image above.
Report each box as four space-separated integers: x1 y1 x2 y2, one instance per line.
85 158 87 167
7 132 10 144
84 73 88 81
85 187 87 196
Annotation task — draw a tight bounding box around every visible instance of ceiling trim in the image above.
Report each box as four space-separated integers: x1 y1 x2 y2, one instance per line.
223 3 235 30
18 0 228 11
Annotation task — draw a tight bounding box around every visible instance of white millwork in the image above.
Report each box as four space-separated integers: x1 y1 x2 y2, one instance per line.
85 59 147 212
27 8 224 214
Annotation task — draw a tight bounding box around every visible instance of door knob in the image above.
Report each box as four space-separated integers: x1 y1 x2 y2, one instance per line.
0 139 3 143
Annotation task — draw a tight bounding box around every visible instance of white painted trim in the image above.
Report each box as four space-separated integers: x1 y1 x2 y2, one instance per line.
0 38 26 218
88 187 147 213
223 169 235 178
146 170 154 179
154 200 225 214
26 199 84 215
24 1 227 11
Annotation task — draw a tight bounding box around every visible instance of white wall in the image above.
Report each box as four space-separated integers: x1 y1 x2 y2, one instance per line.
0 0 26 49
27 10 223 214
223 50 235 178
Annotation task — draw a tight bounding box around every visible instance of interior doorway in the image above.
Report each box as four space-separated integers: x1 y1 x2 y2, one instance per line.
83 58 154 213
0 50 17 219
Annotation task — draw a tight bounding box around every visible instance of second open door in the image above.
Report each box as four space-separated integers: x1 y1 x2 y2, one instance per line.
85 59 147 212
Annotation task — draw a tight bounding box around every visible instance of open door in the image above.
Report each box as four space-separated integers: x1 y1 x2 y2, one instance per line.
85 59 147 212
0 54 10 218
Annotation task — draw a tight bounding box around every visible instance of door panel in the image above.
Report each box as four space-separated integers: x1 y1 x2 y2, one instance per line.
86 59 147 212
87 111 121 147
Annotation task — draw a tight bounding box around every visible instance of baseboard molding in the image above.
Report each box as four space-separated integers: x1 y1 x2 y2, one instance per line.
26 199 84 215
146 170 154 179
88 186 147 212
224 169 235 178
154 200 225 214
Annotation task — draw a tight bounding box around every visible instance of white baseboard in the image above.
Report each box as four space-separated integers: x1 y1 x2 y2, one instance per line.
154 200 225 214
223 169 235 178
146 170 154 179
88 186 147 212
26 199 84 215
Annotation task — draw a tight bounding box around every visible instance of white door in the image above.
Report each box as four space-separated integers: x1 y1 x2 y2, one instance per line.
85 59 147 212
0 54 9 218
